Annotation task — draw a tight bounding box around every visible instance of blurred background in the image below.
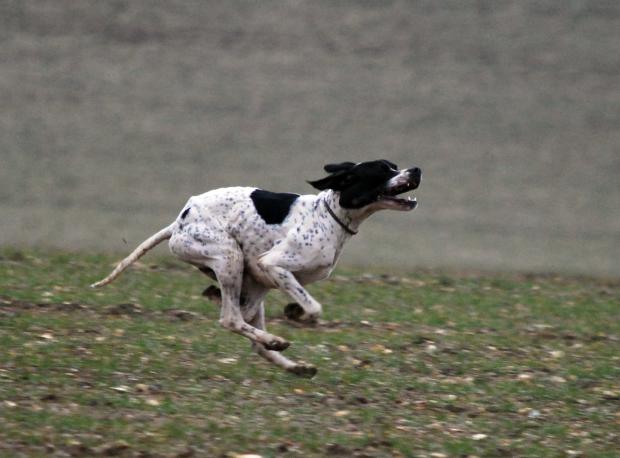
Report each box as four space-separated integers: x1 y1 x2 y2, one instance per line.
1 0 618 276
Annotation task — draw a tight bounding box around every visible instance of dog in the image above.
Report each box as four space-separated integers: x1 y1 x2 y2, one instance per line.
92 160 422 377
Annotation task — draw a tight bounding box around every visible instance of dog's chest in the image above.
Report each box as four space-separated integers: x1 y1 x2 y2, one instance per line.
239 192 344 283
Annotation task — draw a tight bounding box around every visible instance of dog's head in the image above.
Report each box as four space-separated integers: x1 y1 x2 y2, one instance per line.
308 160 422 211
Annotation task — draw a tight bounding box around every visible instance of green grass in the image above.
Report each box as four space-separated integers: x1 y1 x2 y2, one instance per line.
1 250 619 457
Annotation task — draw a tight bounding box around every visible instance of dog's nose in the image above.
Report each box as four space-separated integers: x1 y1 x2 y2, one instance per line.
408 167 422 185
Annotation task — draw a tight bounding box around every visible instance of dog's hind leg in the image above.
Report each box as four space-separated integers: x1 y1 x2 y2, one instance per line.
170 228 289 351
211 243 290 352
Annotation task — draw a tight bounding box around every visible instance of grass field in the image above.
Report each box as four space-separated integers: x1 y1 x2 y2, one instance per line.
0 250 619 457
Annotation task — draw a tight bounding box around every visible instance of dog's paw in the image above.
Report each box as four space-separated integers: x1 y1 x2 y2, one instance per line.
202 285 221 304
284 302 304 320
287 364 318 378
264 339 290 352
284 303 319 325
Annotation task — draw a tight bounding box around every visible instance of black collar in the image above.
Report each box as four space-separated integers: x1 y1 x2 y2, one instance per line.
323 199 358 236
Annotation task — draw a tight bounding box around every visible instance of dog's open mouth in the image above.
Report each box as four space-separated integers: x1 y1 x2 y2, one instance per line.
378 180 418 209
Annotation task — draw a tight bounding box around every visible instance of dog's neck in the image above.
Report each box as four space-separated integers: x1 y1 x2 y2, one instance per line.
321 190 377 236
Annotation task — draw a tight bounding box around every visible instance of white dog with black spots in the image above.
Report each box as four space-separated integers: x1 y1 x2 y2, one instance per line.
92 160 422 377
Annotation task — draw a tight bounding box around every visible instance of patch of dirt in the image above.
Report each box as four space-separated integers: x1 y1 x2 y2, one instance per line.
104 303 143 315
165 309 201 321
0 297 207 325
0 297 87 313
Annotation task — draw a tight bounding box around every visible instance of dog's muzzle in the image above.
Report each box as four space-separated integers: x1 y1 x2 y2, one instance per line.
379 167 422 210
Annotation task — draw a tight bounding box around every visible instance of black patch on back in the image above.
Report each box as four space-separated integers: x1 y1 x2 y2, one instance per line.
250 189 299 225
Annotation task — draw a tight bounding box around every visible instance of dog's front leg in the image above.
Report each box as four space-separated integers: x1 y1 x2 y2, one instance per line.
248 302 317 378
256 253 323 322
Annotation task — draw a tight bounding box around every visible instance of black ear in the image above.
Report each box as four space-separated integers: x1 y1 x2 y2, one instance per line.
324 162 356 173
308 162 356 190
308 174 343 190
383 160 398 170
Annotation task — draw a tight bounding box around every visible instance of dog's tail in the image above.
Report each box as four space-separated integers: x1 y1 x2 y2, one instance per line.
90 223 175 288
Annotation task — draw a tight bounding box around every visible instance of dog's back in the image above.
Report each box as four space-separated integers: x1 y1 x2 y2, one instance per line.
169 186 326 267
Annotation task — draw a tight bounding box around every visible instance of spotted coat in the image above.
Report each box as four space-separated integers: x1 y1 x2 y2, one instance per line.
91 161 421 377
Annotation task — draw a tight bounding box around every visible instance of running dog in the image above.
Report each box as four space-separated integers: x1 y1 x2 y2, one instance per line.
92 160 422 377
